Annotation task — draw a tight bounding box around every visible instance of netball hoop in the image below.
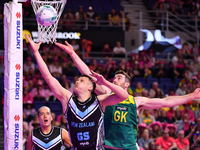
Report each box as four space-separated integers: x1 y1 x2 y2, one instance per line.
31 0 67 43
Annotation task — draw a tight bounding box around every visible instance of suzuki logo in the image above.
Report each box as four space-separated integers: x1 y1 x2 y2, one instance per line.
14 115 20 121
15 64 21 70
16 12 21 19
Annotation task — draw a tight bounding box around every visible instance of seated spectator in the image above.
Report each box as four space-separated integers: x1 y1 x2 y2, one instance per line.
190 56 200 73
70 39 80 52
51 112 60 127
154 88 165 98
81 38 93 57
175 130 190 150
166 107 175 121
179 71 192 88
149 121 162 141
175 83 187 96
185 121 196 147
139 109 156 125
63 9 75 30
86 6 99 25
23 100 36 123
153 0 167 24
149 82 164 98
101 42 112 57
75 5 87 29
188 65 198 79
149 141 156 150
59 114 67 130
23 57 35 74
157 109 174 123
153 61 168 79
191 100 199 115
166 123 177 139
23 86 33 104
143 62 152 79
169 61 181 83
113 41 126 57
155 128 177 150
132 61 143 78
191 131 200 149
138 129 154 150
49 57 62 78
30 79 52 101
108 8 120 26
182 103 195 122
147 49 156 68
138 123 148 139
174 109 182 124
133 82 146 97
177 113 191 133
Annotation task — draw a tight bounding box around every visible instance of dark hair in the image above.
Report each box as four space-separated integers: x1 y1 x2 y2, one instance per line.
81 75 96 93
115 70 131 84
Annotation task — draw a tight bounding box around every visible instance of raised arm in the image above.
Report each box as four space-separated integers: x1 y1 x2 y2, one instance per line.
136 88 200 110
90 71 128 111
25 35 72 113
55 41 111 95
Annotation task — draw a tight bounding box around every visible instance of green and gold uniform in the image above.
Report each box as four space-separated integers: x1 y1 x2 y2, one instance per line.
104 95 138 149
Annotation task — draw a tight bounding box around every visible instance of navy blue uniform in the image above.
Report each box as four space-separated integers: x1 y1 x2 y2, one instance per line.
64 94 104 150
32 126 64 150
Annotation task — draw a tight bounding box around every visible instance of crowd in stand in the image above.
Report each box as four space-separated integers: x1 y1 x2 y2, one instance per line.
0 39 200 149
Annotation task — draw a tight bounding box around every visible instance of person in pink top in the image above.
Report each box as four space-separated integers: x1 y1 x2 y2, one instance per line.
181 103 195 122
175 130 189 150
23 86 33 104
155 128 177 150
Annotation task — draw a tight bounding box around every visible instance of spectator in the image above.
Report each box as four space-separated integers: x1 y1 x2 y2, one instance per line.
23 100 37 123
139 109 156 125
172 49 184 63
153 61 168 79
23 57 35 74
149 82 164 98
149 121 162 141
124 12 132 31
190 56 200 73
81 38 93 57
108 8 120 26
70 39 80 52
188 65 198 79
169 61 181 83
63 9 75 30
185 121 196 147
59 114 67 130
182 103 195 122
75 5 87 29
174 109 182 124
49 57 62 78
133 82 146 97
166 107 176 121
23 86 33 104
133 61 142 78
154 88 165 98
190 100 199 115
191 42 200 56
138 123 148 139
86 6 99 25
157 109 174 123
179 71 192 87
30 79 52 101
149 141 156 150
101 42 112 57
155 128 177 150
51 112 60 127
181 42 191 58
113 41 126 57
106 61 119 80
175 83 187 96
153 0 167 24
177 113 191 133
191 131 200 150
138 129 154 150
175 130 190 150
166 123 177 139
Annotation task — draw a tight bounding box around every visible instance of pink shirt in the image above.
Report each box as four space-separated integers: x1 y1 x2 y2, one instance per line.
166 110 175 120
175 138 189 149
156 137 175 150
23 93 33 104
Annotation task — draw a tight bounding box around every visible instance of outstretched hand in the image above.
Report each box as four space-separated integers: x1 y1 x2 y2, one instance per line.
89 70 107 85
25 34 42 53
55 41 74 55
192 88 200 100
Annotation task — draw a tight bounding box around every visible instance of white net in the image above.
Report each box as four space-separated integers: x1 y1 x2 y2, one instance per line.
31 0 66 43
